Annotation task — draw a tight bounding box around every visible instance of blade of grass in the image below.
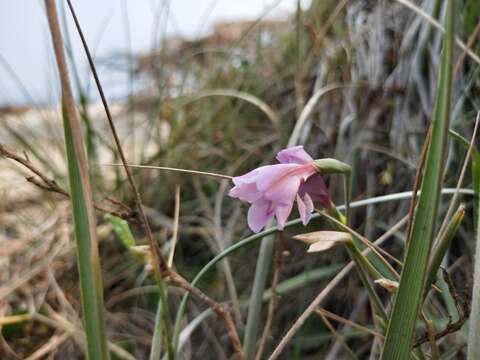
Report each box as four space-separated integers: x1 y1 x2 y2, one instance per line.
44 1 109 359
425 204 465 292
468 133 480 357
150 300 163 360
181 89 281 130
380 1 455 358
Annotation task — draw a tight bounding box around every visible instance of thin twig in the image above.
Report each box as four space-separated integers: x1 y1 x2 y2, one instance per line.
315 308 383 339
454 20 480 75
167 186 181 267
425 319 439 360
0 144 68 197
0 144 139 223
168 271 245 358
104 163 233 180
317 309 357 359
303 0 350 53
25 332 71 360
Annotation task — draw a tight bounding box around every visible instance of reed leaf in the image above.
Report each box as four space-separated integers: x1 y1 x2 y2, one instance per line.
380 1 455 358
44 1 109 358
468 137 480 358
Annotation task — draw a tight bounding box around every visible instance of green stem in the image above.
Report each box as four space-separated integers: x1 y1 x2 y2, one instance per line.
243 234 275 359
150 300 163 360
345 245 387 323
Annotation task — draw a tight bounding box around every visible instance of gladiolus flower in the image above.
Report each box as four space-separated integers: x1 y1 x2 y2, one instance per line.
228 146 332 233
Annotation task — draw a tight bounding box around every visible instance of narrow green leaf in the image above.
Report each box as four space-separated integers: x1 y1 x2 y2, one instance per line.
63 109 110 360
381 1 455 359
44 2 109 358
425 205 464 292
468 148 480 359
150 300 163 360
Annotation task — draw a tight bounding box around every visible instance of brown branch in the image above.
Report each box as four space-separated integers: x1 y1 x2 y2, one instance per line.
0 144 140 224
425 319 439 360
0 144 68 197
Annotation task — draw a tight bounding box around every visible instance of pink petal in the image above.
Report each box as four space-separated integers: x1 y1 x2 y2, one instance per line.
256 163 315 192
297 193 314 225
247 200 274 233
275 203 294 230
266 173 301 204
228 182 262 203
299 173 332 208
276 146 314 165
232 167 262 186
255 164 299 191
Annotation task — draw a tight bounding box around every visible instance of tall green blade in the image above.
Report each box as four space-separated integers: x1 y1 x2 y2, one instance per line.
380 1 455 359
63 111 110 359
468 148 480 358
44 1 110 358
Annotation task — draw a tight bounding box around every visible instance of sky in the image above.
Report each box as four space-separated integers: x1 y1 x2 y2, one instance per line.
0 0 310 106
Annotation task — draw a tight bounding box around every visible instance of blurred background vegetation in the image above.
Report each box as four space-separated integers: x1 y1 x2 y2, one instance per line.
1 0 479 358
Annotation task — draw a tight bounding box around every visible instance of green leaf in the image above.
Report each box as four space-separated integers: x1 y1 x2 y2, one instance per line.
468 135 480 358
380 1 455 359
63 108 110 359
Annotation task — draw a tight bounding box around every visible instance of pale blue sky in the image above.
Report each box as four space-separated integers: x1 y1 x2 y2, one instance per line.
0 0 310 106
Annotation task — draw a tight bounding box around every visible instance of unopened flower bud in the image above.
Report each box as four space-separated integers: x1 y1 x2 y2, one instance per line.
313 158 351 175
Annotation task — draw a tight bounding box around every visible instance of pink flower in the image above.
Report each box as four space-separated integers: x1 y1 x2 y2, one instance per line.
229 146 332 233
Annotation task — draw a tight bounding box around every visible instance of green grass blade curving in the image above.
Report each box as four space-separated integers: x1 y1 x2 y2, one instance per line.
380 1 455 358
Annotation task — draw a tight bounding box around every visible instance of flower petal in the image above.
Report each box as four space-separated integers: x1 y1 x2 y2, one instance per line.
247 200 274 233
257 163 315 192
297 193 314 225
299 173 332 208
255 164 300 191
228 182 262 203
275 203 294 230
276 146 314 165
232 167 262 186
265 174 301 205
